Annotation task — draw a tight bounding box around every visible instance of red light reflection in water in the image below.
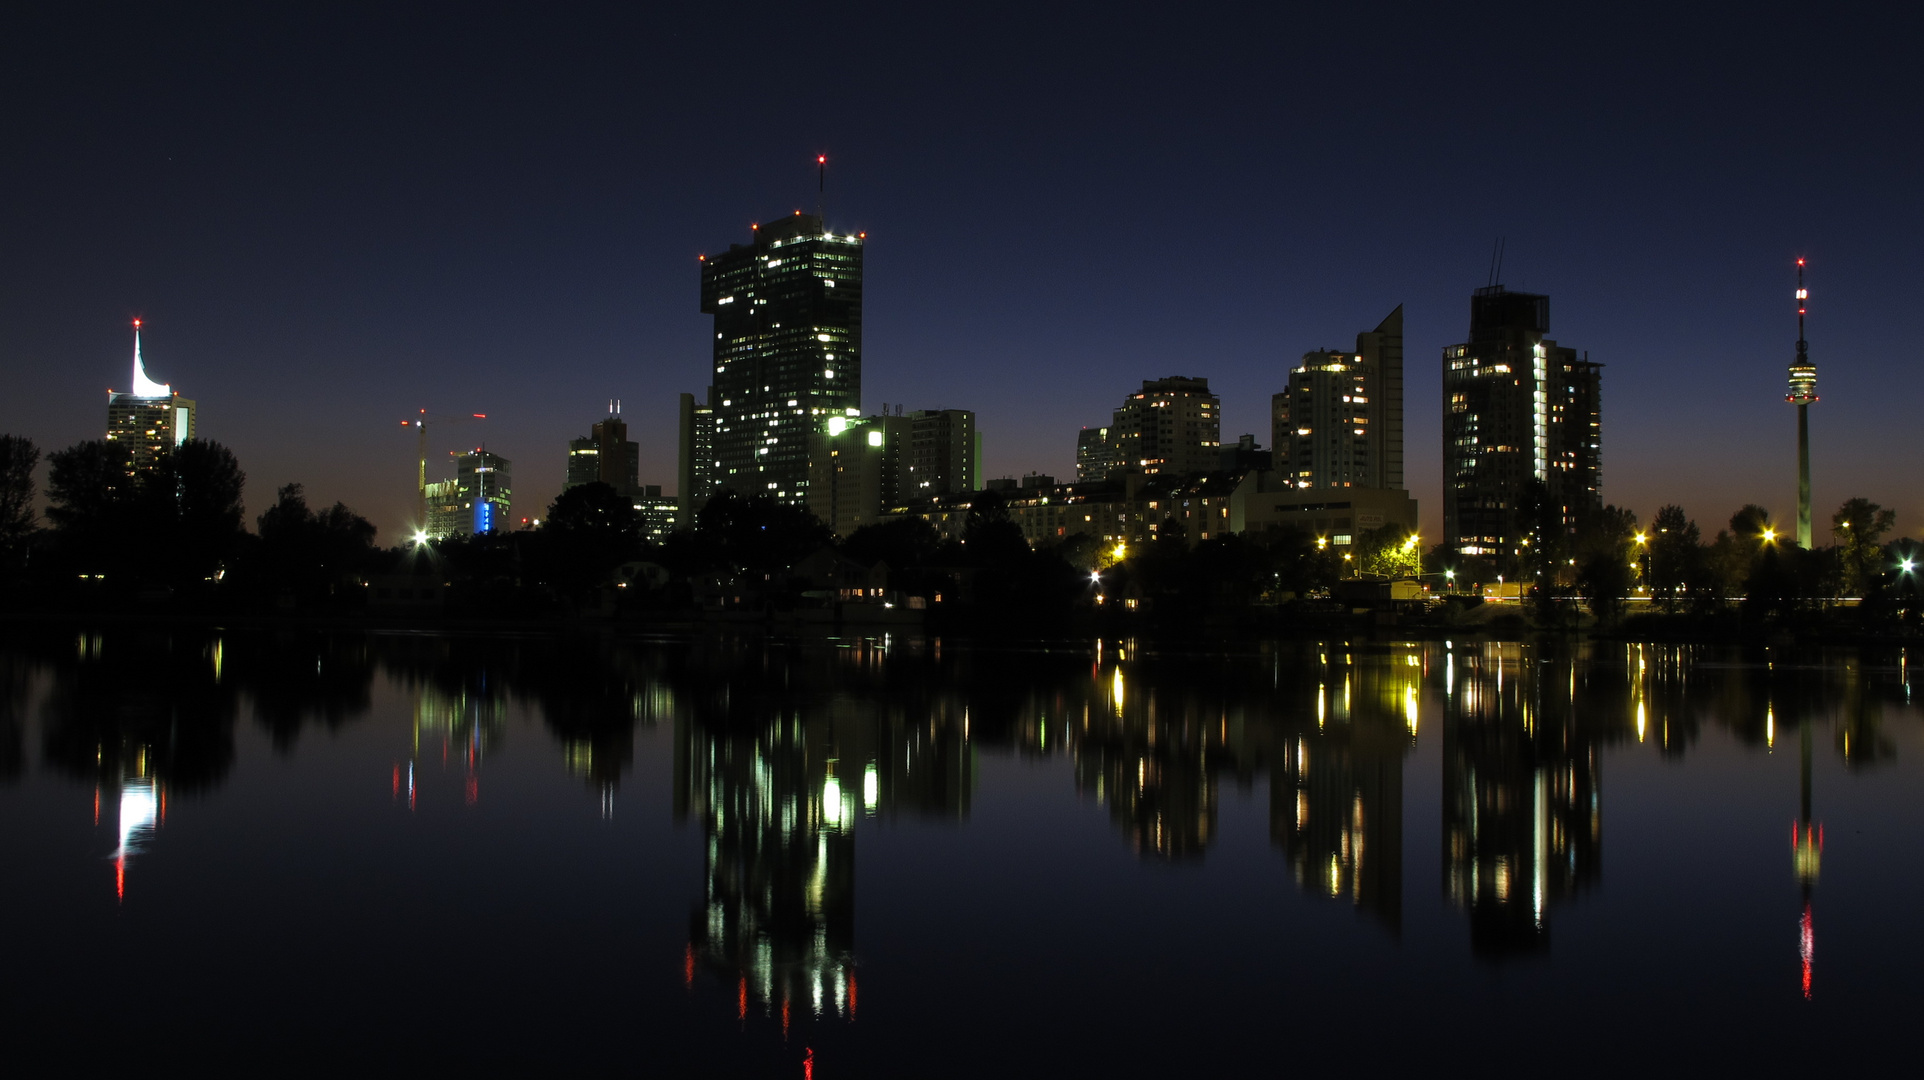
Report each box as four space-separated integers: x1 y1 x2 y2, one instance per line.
392 764 400 801
737 977 747 1021
804 1047 814 1080
93 787 99 826
781 999 790 1037
115 855 125 902
684 944 696 987
1800 904 1815 999
847 971 857 1020
465 776 478 805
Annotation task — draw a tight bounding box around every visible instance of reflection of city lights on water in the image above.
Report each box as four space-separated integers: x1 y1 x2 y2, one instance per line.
1800 904 1815 999
823 776 844 825
112 779 158 902
863 763 878 812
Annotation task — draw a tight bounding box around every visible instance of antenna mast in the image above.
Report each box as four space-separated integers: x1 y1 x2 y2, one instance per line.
816 155 826 225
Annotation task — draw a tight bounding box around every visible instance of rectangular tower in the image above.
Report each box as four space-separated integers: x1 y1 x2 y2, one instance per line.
1271 306 1402 492
676 390 717 526
1077 424 1120 482
1442 287 1601 568
425 448 512 538
906 408 978 498
1111 377 1220 476
565 410 640 498
807 414 908 537
700 213 864 506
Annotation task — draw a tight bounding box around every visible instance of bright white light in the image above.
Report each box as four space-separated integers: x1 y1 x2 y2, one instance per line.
823 776 848 827
863 764 878 810
130 329 171 397
827 417 847 436
412 530 428 545
866 431 883 447
116 779 157 856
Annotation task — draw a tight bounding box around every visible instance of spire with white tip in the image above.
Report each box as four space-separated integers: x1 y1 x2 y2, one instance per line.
130 318 171 397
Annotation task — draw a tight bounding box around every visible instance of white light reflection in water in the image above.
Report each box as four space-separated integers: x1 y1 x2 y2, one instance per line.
111 779 158 902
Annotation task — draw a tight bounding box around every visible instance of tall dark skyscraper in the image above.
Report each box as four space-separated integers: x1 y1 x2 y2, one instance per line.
564 405 640 498
699 212 864 505
1442 287 1601 569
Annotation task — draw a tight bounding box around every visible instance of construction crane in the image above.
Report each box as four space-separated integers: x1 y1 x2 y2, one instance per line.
402 410 487 527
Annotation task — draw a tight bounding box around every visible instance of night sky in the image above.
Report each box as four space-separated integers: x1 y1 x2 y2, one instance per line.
4 4 1919 543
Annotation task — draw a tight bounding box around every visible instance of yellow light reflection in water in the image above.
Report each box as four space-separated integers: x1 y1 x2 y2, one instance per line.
1111 667 1125 714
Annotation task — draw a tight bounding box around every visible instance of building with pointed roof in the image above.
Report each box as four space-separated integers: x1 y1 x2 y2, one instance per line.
105 320 196 473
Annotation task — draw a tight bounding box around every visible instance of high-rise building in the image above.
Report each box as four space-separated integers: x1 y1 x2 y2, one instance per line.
1076 425 1120 482
906 409 978 499
1272 307 1403 491
807 414 907 537
565 405 640 498
631 485 678 542
105 320 196 474
1442 287 1601 566
424 448 512 539
700 212 864 506
676 390 717 526
1109 377 1220 476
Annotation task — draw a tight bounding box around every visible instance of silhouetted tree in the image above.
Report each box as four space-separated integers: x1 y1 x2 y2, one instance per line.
842 515 942 569
247 483 380 606
1647 505 1702 611
1573 505 1637 623
0 435 37 576
1831 497 1895 598
693 489 833 579
537 481 643 599
45 440 140 578
146 439 248 587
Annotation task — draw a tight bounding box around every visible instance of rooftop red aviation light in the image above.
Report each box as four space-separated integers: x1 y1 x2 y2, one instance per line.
132 318 141 328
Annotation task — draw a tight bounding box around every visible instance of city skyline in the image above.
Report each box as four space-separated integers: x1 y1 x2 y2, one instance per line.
3 6 1917 544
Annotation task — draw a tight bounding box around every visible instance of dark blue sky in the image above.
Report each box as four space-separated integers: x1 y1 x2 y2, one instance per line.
3 3 1918 542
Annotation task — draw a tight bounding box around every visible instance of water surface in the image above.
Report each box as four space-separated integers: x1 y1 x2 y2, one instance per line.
1 627 1917 1075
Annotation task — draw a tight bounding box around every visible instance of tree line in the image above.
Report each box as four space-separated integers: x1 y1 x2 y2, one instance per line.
2 431 1916 631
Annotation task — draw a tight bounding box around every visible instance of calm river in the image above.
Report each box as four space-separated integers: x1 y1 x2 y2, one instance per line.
0 627 1917 1075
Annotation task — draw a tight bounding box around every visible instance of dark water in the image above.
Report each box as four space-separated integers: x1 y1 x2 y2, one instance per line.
0 626 1918 1076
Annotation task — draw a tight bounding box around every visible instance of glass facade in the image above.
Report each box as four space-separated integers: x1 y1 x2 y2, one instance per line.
1441 287 1601 566
700 213 863 506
